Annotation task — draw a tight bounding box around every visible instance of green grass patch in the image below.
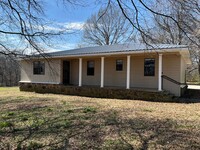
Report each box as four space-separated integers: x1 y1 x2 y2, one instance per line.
105 111 118 125
17 112 35 123
63 120 71 128
103 139 132 150
53 120 71 129
7 112 15 116
66 109 74 113
1 112 15 119
142 108 154 112
46 107 54 112
83 106 97 113
20 116 29 121
0 121 13 128
0 87 19 91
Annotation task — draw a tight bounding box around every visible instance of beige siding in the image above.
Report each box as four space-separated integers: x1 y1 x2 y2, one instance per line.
180 57 187 83
130 55 158 89
82 58 101 86
162 55 181 96
104 57 127 87
20 59 61 83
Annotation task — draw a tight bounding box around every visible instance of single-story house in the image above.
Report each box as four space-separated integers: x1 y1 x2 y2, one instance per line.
20 43 191 98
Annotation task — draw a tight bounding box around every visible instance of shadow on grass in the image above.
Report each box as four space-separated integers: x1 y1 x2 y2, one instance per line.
0 97 199 149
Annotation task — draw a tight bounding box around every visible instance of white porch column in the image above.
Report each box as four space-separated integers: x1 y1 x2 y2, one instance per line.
100 57 105 88
78 58 82 87
158 54 163 91
126 55 131 89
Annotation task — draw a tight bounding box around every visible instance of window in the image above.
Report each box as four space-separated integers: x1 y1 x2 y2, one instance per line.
33 61 45 75
87 61 94 76
116 60 123 71
144 59 155 76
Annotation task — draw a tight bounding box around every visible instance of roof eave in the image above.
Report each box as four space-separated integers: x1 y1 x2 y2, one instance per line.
48 48 187 58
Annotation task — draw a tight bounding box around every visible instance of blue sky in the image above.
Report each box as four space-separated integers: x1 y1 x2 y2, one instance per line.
2 0 154 53
44 1 101 22
41 0 154 52
42 0 103 51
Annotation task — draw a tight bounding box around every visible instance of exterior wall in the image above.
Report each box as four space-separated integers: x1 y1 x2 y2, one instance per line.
20 59 61 84
82 58 101 86
162 55 181 96
104 57 127 87
180 57 187 83
130 55 158 89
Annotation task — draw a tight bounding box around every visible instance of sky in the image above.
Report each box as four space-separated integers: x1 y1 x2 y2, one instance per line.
41 0 154 52
2 0 155 53
42 0 103 51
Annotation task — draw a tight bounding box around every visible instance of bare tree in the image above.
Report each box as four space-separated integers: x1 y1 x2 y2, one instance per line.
82 5 134 46
148 0 199 45
101 0 200 47
0 0 83 86
102 0 199 79
146 0 200 76
0 0 81 58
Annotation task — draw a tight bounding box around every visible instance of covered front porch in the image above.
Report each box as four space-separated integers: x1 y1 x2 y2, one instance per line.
62 54 164 92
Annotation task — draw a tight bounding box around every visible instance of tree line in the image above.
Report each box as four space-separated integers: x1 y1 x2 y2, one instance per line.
0 55 20 86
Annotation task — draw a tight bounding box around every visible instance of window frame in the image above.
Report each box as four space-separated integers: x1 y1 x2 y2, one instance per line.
87 60 95 76
144 58 155 76
33 61 45 75
116 59 123 71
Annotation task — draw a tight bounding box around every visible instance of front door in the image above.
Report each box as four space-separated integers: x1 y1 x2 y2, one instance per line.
63 61 70 85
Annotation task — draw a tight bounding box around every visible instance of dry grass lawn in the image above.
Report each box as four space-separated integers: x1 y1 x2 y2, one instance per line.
0 87 200 149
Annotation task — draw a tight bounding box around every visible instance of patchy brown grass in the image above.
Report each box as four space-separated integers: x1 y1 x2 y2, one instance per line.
0 87 200 149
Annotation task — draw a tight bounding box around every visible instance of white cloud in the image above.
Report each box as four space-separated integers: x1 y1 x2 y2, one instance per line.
34 22 85 32
0 21 84 54
63 22 84 30
38 25 64 32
